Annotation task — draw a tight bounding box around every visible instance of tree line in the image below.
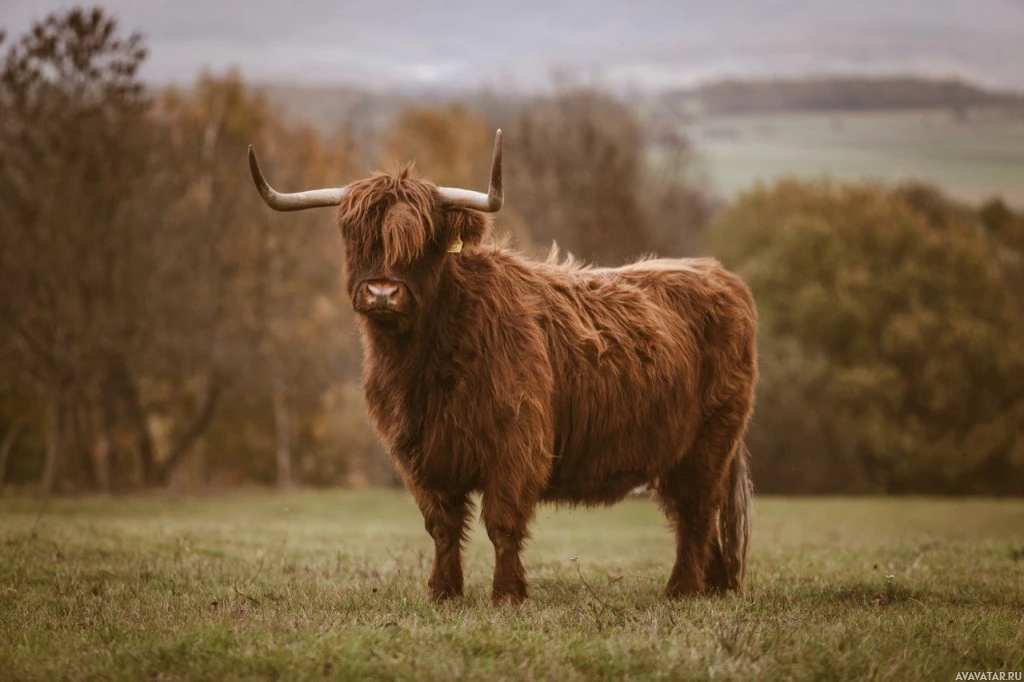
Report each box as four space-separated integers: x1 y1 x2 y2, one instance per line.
1 8 1021 494
713 183 1024 494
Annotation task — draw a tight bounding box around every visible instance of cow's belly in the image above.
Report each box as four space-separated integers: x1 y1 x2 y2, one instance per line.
540 459 650 505
539 392 698 505
540 431 680 504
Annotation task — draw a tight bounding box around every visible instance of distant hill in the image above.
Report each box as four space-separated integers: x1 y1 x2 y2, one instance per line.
662 77 1024 117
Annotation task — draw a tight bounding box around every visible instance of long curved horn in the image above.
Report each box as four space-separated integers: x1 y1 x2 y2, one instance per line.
436 129 503 213
248 145 349 211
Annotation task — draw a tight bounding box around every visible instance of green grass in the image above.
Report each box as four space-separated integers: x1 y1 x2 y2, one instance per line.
679 107 1024 207
1 491 1022 680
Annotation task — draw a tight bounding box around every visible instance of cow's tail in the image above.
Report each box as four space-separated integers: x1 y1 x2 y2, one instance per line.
718 441 753 591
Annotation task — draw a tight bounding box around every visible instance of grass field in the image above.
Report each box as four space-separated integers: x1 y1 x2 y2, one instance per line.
1 491 1022 680
684 107 1024 207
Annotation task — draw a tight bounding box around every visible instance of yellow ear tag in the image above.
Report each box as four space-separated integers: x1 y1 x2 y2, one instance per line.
446 235 463 253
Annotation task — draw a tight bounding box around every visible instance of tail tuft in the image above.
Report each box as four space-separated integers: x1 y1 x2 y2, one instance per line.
718 441 753 590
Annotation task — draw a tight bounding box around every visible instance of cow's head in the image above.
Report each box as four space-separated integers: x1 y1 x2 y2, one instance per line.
248 131 502 334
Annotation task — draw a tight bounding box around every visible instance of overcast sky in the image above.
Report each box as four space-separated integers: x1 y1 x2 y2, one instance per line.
3 0 1023 91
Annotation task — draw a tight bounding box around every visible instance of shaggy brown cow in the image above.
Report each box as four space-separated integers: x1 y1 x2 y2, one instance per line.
248 131 757 605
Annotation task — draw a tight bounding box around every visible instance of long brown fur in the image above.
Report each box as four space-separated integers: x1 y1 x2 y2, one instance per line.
337 167 757 605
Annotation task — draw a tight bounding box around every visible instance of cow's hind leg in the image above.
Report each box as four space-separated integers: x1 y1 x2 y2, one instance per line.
704 538 731 594
410 485 473 601
657 404 748 597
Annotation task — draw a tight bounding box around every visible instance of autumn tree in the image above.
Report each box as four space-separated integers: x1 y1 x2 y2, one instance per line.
381 93 708 264
156 71 370 489
0 11 373 492
712 180 1024 493
0 7 155 491
508 89 708 264
383 104 492 189
380 103 533 252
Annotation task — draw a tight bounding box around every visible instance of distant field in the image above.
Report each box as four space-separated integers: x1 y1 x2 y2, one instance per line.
1 491 1022 680
684 106 1024 206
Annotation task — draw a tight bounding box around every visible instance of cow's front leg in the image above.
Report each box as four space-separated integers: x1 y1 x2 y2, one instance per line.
410 486 472 601
482 482 539 605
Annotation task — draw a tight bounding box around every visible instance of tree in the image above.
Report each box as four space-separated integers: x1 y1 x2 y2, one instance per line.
712 180 1024 493
383 104 492 189
381 103 534 252
157 71 368 489
0 7 152 492
0 12 379 492
508 89 708 264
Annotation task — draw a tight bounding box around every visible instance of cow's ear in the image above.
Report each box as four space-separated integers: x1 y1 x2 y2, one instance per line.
444 207 491 249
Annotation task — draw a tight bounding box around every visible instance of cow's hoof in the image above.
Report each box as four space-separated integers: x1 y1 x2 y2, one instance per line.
491 588 527 606
429 586 463 602
664 581 703 599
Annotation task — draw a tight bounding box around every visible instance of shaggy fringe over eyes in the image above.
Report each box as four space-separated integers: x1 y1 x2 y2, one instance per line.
338 164 439 268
